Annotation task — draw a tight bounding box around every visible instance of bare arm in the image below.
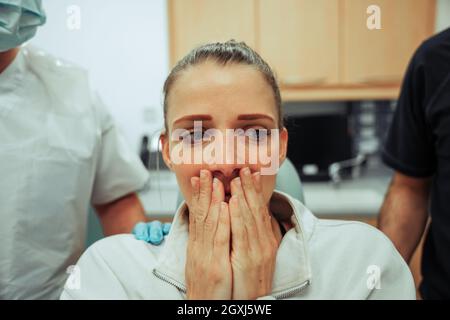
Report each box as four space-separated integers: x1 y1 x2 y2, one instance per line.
94 192 147 236
377 172 431 263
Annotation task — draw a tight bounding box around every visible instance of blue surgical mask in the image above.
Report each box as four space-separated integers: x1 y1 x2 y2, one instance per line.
0 0 46 52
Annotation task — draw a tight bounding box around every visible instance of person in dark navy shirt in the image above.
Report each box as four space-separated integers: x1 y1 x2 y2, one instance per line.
378 27 450 299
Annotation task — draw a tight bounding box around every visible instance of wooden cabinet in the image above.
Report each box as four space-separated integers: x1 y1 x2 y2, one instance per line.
341 0 435 85
168 0 436 101
169 0 257 65
258 0 339 87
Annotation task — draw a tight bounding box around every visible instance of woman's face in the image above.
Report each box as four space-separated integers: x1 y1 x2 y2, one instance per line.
161 61 288 209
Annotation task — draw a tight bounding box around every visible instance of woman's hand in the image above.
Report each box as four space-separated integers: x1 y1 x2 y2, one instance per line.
185 170 232 300
229 167 281 300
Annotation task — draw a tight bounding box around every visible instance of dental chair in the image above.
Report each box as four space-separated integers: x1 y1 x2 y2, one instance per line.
86 158 304 247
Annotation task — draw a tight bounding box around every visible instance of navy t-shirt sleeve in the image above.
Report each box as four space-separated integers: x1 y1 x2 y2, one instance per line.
382 47 437 177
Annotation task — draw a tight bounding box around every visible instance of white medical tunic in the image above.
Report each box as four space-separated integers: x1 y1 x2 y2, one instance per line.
0 46 149 299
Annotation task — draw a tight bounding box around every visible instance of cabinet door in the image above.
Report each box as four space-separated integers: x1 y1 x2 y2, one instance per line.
258 0 340 87
342 0 435 85
168 0 257 66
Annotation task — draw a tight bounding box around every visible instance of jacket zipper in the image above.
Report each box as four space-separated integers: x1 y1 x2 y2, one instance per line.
154 267 310 300
272 280 310 299
153 268 187 294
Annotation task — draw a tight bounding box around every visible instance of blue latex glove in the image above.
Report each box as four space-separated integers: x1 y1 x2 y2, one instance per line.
132 221 171 245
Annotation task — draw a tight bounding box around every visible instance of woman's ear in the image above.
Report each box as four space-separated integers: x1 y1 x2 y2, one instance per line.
278 127 288 168
160 131 173 171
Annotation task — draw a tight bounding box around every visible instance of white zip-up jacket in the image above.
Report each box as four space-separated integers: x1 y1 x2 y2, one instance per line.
60 190 416 299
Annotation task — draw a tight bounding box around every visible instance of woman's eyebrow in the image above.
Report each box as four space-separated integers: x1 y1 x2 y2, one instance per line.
237 113 275 123
173 114 212 126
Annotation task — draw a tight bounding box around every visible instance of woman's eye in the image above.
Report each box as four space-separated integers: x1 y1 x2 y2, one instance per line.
247 128 271 142
182 129 206 145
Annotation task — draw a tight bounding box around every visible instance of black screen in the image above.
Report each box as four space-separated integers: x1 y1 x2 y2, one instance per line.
286 114 353 181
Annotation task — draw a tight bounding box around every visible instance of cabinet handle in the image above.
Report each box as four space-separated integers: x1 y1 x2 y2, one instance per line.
280 76 326 86
355 75 402 84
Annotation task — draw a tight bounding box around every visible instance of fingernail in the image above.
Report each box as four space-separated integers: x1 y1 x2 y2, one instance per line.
243 167 251 176
191 177 196 188
213 178 219 190
200 170 207 179
234 177 241 186
253 172 261 183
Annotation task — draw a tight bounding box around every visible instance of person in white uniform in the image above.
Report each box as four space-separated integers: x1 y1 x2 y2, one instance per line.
61 41 416 300
0 0 167 299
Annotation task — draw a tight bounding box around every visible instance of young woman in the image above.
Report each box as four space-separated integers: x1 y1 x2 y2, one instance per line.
60 41 415 300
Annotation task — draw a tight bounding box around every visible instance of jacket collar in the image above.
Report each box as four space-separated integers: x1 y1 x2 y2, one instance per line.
153 190 315 298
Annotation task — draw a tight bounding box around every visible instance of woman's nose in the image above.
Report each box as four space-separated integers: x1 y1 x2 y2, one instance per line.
208 165 242 194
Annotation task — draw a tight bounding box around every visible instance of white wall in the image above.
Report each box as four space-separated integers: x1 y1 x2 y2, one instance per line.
32 0 169 152
436 0 450 32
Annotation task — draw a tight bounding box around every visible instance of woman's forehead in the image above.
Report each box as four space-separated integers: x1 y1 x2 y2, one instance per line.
167 61 277 126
